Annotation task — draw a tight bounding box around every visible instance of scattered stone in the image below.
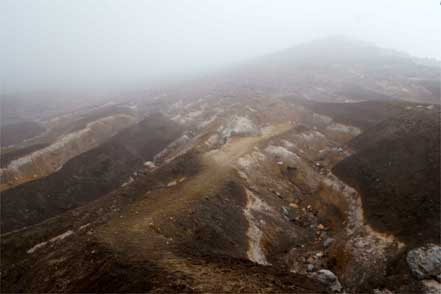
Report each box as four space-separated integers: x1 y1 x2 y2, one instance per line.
265 145 300 164
324 238 335 248
311 269 342 292
281 207 289 216
317 224 325 230
289 203 299 209
373 289 394 294
307 264 314 272
167 180 177 187
144 161 156 168
407 244 441 280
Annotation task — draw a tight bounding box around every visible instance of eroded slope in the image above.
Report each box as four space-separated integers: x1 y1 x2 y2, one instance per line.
333 105 440 245
1 113 182 233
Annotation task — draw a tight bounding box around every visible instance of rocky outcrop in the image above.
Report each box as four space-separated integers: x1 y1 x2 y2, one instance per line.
221 116 261 139
310 269 343 292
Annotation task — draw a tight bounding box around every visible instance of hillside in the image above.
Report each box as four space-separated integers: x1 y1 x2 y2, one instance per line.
153 37 440 105
0 104 140 190
333 105 440 245
1 113 182 233
1 38 440 294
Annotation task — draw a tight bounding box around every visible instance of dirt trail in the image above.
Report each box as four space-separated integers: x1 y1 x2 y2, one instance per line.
95 122 295 288
207 123 292 167
99 122 292 238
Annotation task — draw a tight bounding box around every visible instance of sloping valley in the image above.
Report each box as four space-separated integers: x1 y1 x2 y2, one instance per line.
1 39 440 293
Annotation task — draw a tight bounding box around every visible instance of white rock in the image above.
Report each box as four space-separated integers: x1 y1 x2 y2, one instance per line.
222 116 260 138
167 180 177 187
144 161 156 168
265 145 299 164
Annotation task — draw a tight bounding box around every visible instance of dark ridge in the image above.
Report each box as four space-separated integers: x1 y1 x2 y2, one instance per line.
0 113 183 233
289 99 414 130
333 106 440 245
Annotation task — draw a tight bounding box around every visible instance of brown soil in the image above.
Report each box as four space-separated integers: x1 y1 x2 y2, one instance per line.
1 138 326 293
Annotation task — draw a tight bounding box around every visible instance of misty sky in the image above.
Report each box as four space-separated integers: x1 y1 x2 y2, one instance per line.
1 0 440 93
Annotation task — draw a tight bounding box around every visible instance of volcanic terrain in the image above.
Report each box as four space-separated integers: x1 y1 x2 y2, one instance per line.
1 38 440 293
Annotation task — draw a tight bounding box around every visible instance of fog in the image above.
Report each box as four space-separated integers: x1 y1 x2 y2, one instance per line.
1 0 440 94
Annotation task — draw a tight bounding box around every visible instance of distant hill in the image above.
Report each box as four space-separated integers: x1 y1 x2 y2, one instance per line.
160 37 440 104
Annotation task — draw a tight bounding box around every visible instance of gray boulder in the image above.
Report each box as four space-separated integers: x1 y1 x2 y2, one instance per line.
406 244 441 280
311 269 342 292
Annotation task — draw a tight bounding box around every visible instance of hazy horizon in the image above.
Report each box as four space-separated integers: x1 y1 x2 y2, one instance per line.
2 0 440 95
